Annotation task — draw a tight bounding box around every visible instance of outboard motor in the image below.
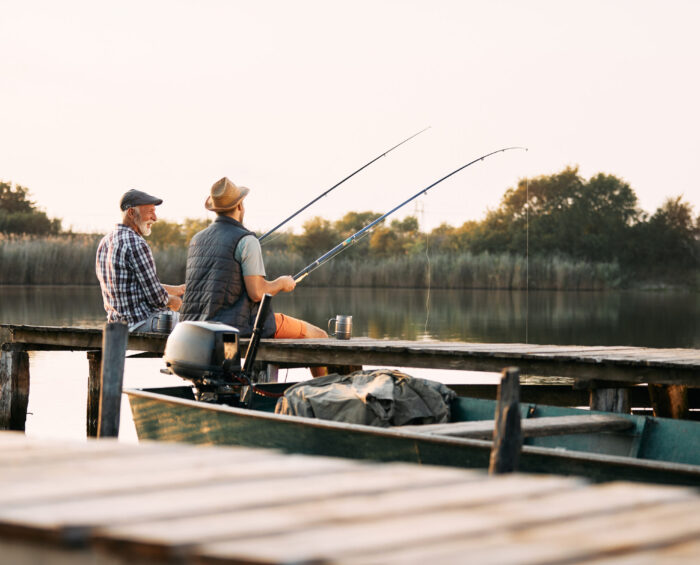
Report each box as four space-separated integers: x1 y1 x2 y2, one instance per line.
162 294 272 406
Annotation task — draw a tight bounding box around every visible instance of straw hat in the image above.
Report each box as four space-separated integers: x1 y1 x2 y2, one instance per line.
205 177 250 212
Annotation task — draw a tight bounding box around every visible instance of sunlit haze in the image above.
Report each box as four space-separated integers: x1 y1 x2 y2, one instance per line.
1 0 698 235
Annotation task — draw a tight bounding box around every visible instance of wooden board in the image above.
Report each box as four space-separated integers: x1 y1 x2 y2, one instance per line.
1 433 700 565
2 324 700 385
399 414 634 439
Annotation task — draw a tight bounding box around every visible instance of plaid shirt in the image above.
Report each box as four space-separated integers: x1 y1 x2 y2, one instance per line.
95 224 169 324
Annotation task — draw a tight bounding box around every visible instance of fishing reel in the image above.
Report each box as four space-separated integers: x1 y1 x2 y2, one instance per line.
161 295 273 407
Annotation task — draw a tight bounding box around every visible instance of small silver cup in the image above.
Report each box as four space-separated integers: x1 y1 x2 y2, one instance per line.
328 315 352 340
156 311 179 333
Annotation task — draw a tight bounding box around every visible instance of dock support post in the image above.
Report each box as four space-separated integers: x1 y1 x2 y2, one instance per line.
86 351 102 437
98 322 128 438
0 344 30 431
489 367 522 474
590 388 630 413
648 384 689 419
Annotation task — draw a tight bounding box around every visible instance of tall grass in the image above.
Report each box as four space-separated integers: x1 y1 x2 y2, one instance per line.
263 250 622 290
0 234 101 285
0 235 623 290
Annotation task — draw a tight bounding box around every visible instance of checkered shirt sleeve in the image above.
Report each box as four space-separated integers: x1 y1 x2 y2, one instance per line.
96 225 169 324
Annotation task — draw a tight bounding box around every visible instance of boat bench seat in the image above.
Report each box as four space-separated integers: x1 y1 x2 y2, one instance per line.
397 414 635 439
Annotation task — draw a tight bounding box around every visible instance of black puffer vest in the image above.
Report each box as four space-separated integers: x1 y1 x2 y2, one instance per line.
180 216 276 337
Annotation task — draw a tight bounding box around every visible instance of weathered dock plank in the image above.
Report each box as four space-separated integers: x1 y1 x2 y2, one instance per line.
2 433 699 565
196 484 696 565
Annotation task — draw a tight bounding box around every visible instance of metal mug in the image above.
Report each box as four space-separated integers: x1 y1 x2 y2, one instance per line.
156 311 179 333
328 315 352 340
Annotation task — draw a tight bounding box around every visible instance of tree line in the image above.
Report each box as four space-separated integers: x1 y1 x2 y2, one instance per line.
0 182 61 235
2 168 698 285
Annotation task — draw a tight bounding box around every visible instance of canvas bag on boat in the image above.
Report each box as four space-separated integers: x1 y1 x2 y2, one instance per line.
274 369 457 427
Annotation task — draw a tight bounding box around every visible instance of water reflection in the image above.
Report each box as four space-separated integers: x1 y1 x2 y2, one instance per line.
0 286 105 327
0 285 697 348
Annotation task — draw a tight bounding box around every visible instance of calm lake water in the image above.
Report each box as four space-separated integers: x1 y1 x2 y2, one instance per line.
1 285 698 442
2 285 699 346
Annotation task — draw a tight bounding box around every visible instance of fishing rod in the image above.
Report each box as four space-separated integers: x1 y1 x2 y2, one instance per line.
258 127 430 242
294 146 528 282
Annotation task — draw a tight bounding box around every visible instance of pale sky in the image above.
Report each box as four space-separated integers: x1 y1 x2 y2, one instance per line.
1 0 698 235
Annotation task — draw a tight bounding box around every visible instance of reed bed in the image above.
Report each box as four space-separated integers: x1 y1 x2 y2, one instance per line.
0 234 100 285
264 251 622 290
0 235 622 290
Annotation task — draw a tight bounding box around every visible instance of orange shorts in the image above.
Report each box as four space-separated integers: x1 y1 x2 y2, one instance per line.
274 313 308 339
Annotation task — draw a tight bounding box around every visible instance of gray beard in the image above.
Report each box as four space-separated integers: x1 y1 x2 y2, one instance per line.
138 221 152 237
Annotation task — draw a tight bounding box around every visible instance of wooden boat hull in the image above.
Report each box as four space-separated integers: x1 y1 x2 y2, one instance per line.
126 385 700 487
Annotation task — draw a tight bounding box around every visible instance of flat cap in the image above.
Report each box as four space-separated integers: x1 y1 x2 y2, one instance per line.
120 189 163 211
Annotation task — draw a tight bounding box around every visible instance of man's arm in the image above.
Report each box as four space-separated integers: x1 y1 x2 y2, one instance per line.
244 275 295 303
237 234 295 302
130 237 169 309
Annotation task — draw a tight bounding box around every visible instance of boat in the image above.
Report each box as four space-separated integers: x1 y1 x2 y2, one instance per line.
125 306 700 487
126 382 700 487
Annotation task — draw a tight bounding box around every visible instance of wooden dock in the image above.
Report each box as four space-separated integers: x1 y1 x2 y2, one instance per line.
1 432 699 564
2 324 700 385
2 324 699 436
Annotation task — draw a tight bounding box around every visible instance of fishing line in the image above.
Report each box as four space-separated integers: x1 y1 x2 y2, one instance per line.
414 198 432 336
526 175 530 344
259 230 285 247
423 220 432 337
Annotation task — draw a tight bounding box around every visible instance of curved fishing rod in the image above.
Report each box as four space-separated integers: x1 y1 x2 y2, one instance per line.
258 127 430 242
294 146 528 282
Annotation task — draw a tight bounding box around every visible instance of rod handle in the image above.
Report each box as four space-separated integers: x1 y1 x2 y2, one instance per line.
243 293 272 376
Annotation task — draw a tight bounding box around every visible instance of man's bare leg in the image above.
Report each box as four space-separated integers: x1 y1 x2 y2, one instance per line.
301 322 329 377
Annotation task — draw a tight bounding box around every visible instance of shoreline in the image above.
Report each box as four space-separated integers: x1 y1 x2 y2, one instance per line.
0 282 697 292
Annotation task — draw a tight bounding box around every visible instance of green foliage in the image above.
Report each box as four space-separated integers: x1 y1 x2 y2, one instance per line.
334 211 382 237
471 167 640 262
149 220 186 248
293 216 340 261
149 217 212 248
2 169 697 289
0 181 62 235
0 182 35 213
182 218 212 245
627 196 700 275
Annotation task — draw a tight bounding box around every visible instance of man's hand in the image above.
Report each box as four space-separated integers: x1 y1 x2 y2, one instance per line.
164 283 186 297
167 295 183 311
275 275 296 293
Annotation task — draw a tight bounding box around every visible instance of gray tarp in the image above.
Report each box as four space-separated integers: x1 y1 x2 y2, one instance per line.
274 369 457 427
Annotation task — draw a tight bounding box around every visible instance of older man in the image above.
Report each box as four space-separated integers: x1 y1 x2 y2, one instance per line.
181 177 328 376
96 189 185 331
